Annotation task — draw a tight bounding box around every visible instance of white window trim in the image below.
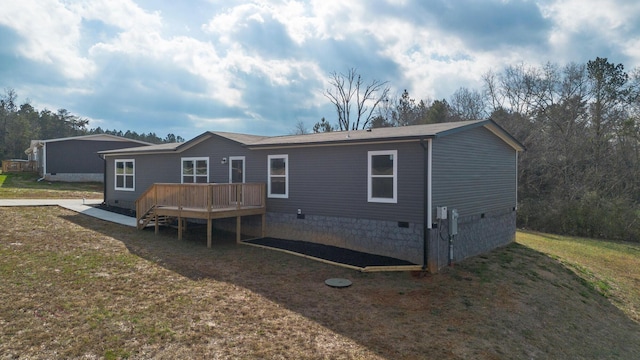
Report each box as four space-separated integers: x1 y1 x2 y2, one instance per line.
181 157 209 184
368 150 397 203
229 156 246 183
267 154 288 198
114 159 135 192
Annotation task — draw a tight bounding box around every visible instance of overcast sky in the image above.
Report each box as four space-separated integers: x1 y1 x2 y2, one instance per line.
2 0 639 140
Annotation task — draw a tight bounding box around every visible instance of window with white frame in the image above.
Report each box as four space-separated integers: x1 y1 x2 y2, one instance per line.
368 150 397 203
182 157 209 183
115 159 135 191
268 154 288 198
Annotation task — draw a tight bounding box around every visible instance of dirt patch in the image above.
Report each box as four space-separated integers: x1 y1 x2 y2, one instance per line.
1 206 639 359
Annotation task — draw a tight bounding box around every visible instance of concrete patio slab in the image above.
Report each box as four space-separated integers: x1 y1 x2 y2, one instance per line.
0 199 137 227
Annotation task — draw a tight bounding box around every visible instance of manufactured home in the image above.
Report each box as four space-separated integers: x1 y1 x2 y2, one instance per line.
99 120 523 271
25 134 151 182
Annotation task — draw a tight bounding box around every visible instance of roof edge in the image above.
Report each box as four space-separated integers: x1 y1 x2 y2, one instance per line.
432 119 524 151
38 134 154 145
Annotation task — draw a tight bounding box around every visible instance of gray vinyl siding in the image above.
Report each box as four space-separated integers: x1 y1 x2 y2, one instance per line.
47 140 144 174
105 127 517 221
431 126 517 218
105 153 179 208
257 141 426 224
105 137 427 220
104 135 254 209
181 135 255 183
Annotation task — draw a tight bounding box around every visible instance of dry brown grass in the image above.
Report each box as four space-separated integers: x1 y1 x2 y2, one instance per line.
1 206 640 359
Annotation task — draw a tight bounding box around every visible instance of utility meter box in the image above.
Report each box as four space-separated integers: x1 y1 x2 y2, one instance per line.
448 208 459 235
436 206 448 220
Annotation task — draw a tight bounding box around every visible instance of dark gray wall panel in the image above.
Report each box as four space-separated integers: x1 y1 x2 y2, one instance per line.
180 135 254 183
104 135 255 209
431 126 517 219
46 140 144 174
256 141 426 224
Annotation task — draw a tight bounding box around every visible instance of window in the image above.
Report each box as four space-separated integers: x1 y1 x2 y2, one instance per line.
182 157 209 183
368 150 397 203
268 154 288 198
115 159 135 191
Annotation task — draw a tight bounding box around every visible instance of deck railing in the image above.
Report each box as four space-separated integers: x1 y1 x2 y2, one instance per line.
2 160 36 173
135 183 266 225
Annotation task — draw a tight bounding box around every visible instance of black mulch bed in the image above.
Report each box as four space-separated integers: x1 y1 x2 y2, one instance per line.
93 204 136 218
244 237 417 268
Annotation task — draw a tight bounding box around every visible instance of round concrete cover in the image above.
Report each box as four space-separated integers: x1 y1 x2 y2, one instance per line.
325 278 352 288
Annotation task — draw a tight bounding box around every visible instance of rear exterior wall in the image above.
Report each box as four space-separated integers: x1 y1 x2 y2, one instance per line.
104 137 428 263
252 140 427 263
104 128 518 268
430 126 518 266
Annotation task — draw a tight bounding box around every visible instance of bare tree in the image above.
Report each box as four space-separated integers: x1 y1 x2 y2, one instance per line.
290 120 308 135
449 87 487 121
323 68 390 130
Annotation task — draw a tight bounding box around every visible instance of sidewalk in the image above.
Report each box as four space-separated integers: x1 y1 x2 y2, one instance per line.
0 198 137 227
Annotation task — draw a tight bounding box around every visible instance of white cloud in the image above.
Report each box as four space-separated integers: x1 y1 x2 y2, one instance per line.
541 0 640 65
4 0 640 139
0 0 95 79
542 0 632 32
70 0 162 31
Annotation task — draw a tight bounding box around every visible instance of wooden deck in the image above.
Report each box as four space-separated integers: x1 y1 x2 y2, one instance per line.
136 183 266 246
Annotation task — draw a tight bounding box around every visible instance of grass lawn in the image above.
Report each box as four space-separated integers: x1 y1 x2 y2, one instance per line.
0 172 103 199
516 231 640 324
1 206 639 359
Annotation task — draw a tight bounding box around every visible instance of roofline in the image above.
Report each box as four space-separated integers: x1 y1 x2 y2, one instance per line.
98 120 525 155
100 148 178 157
246 138 423 150
247 120 524 152
175 132 214 152
482 120 526 152
35 133 153 145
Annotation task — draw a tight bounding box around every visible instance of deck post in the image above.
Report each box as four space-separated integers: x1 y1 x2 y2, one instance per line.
236 216 241 243
178 185 183 240
262 183 266 238
207 218 212 248
155 213 159 235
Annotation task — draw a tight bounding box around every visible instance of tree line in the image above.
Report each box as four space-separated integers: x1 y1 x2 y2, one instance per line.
0 89 184 161
314 59 640 241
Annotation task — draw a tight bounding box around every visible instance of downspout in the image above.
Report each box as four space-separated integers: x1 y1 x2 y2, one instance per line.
100 154 107 204
37 142 46 182
420 138 432 271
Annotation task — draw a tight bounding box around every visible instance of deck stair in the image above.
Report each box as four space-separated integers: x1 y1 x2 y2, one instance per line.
137 206 174 229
